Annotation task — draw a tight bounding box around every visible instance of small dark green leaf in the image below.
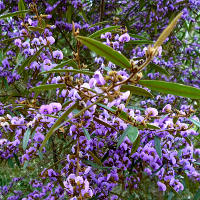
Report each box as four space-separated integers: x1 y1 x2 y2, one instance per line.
147 63 170 77
88 151 102 166
120 84 153 98
79 8 87 22
154 136 162 159
82 128 91 140
14 154 21 168
89 26 120 39
146 124 160 130
139 80 200 99
0 10 29 19
93 117 117 132
18 0 26 18
39 102 78 151
127 126 139 143
189 118 200 128
0 36 21 44
23 128 31 150
18 46 44 74
30 84 66 92
40 69 94 75
77 36 131 69
193 188 200 200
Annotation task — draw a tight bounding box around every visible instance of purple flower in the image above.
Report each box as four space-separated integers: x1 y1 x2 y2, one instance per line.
162 104 171 112
53 50 63 60
44 36 55 45
49 102 62 112
14 39 22 47
39 105 53 114
94 71 106 85
157 181 166 191
118 33 130 42
145 107 158 117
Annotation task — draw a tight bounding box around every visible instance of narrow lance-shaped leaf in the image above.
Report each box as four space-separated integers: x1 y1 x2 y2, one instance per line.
189 118 200 128
126 40 153 45
66 5 72 23
120 84 153 98
89 20 110 28
18 0 26 18
0 10 29 20
18 46 44 74
89 26 120 39
76 36 131 69
53 59 77 69
23 128 31 150
117 128 129 148
93 117 117 132
154 136 162 159
30 84 66 92
40 69 94 75
39 102 78 151
139 80 200 99
147 63 170 77
154 12 183 48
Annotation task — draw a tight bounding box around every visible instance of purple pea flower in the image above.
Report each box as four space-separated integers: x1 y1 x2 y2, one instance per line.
53 50 63 60
94 71 106 85
39 105 53 114
145 107 158 117
49 102 62 112
118 33 130 42
157 181 166 191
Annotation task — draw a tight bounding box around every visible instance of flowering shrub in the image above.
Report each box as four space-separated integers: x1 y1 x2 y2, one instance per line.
0 0 200 199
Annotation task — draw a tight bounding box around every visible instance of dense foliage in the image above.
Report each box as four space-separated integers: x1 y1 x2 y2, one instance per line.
0 0 200 199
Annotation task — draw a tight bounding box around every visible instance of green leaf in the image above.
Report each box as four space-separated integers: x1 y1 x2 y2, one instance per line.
23 128 31 150
93 117 117 132
193 188 200 200
0 36 22 44
146 124 160 130
117 125 138 148
66 5 72 23
131 135 140 154
18 0 26 18
89 21 110 28
89 26 120 39
0 10 29 20
189 118 200 128
97 103 131 122
79 8 87 22
28 26 44 33
18 46 44 74
40 69 94 75
30 84 66 92
53 59 78 69
82 128 91 140
127 126 139 143
39 102 78 151
120 84 153 98
7 158 14 168
77 36 131 69
129 33 149 40
139 80 200 99
154 136 162 159
147 63 170 77
13 154 21 168
126 40 153 45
